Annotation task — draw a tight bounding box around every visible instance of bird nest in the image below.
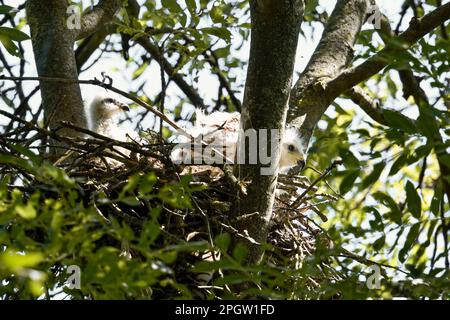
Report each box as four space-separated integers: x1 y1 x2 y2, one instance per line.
0 112 342 298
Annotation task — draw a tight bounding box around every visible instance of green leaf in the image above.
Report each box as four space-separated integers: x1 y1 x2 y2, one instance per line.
138 172 157 195
416 105 440 139
0 5 13 14
399 223 420 263
232 242 248 263
15 202 37 220
367 207 384 230
210 5 224 23
304 0 319 14
389 152 407 176
132 61 149 80
439 154 450 166
120 196 140 206
430 182 443 217
410 144 432 163
339 149 360 168
213 273 252 286
0 26 28 58
0 26 30 41
193 258 235 273
373 235 385 251
0 152 35 173
162 0 182 13
201 27 232 42
139 220 161 248
373 192 402 224
405 181 422 219
339 170 360 194
8 143 41 165
215 233 231 252
362 162 384 188
0 34 20 57
0 250 43 271
214 46 230 58
386 76 397 94
120 174 141 197
383 109 417 134
185 0 197 13
39 163 78 189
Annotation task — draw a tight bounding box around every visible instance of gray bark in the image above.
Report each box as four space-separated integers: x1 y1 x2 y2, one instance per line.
327 2 450 97
286 0 450 227
77 0 124 40
27 0 86 147
234 0 304 264
26 0 123 155
288 0 369 147
288 0 450 148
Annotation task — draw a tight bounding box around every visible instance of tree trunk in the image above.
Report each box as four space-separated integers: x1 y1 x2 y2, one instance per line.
26 0 87 152
233 0 304 264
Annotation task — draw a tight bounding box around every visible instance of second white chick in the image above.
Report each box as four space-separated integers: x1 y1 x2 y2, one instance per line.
172 109 306 172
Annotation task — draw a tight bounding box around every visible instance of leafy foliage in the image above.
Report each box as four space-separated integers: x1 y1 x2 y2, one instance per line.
0 0 449 300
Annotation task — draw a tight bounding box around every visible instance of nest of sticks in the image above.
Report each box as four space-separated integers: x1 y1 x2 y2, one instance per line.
0 109 343 297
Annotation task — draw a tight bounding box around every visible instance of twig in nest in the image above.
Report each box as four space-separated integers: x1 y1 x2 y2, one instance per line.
291 159 343 208
0 75 234 164
308 166 343 198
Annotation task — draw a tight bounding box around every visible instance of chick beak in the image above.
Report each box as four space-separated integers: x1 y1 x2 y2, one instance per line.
119 103 130 112
295 159 306 172
286 159 306 175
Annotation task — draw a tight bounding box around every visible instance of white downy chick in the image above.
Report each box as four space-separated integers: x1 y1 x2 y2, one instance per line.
279 125 306 172
171 110 306 172
87 94 134 162
88 94 131 141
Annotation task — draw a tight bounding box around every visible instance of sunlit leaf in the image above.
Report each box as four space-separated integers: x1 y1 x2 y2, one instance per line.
0 250 43 271
201 27 232 42
405 180 422 219
399 223 420 263
15 202 37 220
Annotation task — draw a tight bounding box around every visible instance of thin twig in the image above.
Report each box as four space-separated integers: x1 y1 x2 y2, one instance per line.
291 160 343 208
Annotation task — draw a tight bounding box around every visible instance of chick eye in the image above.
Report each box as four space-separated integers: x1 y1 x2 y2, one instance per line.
104 98 114 104
288 144 295 152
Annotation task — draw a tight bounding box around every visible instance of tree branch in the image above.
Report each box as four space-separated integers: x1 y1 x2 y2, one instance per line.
0 75 183 133
76 0 124 40
346 86 386 125
75 0 205 110
337 3 450 207
205 49 242 112
377 12 429 103
76 0 140 71
327 2 450 97
76 24 115 72
288 0 370 145
137 37 206 109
